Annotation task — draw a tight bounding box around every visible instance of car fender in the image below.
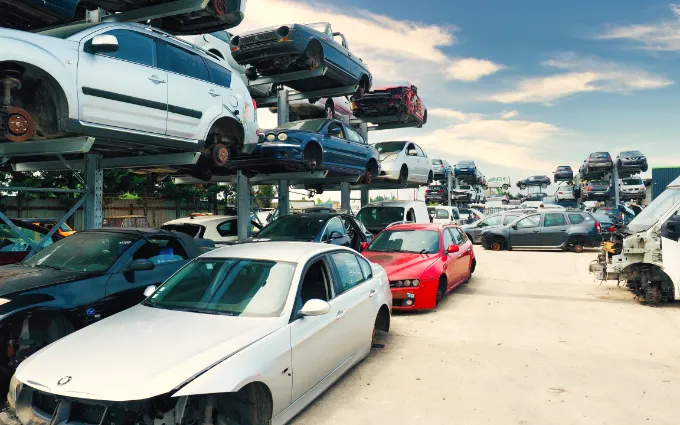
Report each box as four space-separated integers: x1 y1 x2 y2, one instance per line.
172 324 291 417
0 36 79 119
0 293 59 323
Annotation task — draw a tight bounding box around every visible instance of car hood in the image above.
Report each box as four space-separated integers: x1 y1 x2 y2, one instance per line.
16 305 282 402
363 252 439 280
0 265 91 298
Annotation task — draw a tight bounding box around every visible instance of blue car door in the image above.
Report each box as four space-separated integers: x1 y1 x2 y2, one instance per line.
322 25 351 75
323 121 352 168
103 236 191 317
343 125 370 172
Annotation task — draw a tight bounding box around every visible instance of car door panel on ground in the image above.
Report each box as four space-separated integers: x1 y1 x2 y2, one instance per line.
78 28 168 135
290 257 348 401
104 236 190 317
156 41 222 140
510 214 542 248
542 213 569 247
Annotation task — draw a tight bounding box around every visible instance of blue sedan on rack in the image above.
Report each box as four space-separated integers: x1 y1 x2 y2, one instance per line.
231 22 372 96
229 119 380 181
454 160 478 178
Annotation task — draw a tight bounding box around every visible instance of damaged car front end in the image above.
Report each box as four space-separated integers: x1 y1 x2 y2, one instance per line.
589 176 680 304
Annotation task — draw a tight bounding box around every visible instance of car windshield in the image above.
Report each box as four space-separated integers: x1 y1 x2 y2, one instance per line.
621 150 642 156
306 22 329 32
623 177 643 185
367 230 439 254
626 188 680 233
590 152 610 158
257 216 326 240
277 119 326 132
161 224 205 239
458 161 474 166
24 232 137 273
143 258 295 317
374 142 406 153
356 207 404 228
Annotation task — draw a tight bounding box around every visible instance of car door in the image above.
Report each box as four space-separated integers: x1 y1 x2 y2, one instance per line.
541 213 569 247
326 27 352 74
414 144 430 182
327 251 377 355
452 228 473 280
344 125 369 172
156 40 223 141
441 228 458 287
403 142 421 182
78 28 168 135
509 214 542 248
104 236 190 316
320 217 350 247
323 121 352 168
290 256 345 401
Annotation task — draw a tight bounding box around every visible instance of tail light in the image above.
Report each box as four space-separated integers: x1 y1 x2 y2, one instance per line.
608 226 616 232
595 221 601 233
439 190 444 194
252 99 257 110
587 186 592 191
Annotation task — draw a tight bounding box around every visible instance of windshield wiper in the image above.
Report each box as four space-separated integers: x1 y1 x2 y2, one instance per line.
31 264 66 271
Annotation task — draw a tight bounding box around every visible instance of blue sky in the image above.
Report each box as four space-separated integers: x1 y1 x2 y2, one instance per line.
242 0 680 199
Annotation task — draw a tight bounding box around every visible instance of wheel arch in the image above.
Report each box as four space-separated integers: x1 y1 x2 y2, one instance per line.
376 304 390 333
366 157 379 177
303 139 323 161
205 115 245 150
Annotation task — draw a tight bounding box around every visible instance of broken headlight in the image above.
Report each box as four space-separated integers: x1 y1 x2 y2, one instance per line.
8 374 22 409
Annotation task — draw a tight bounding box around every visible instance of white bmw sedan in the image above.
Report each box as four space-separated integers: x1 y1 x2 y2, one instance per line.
4 242 391 425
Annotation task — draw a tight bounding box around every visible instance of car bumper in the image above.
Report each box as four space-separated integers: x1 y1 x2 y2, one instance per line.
620 190 646 198
588 161 613 169
378 161 401 179
227 142 309 172
390 284 436 310
455 169 474 176
585 191 609 199
554 173 573 180
425 195 446 203
619 159 647 168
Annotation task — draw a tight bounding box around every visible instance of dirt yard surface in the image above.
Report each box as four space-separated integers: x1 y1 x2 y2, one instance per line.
292 248 680 425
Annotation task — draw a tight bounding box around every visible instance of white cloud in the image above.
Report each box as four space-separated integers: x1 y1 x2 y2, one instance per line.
491 53 672 104
446 58 504 81
500 110 519 119
428 109 482 121
596 3 680 51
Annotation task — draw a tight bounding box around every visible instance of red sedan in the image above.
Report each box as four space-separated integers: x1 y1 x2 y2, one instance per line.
362 223 475 310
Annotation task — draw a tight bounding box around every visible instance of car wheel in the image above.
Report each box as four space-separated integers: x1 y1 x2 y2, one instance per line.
422 109 428 125
642 164 648 172
520 183 526 190
436 276 447 305
541 183 548 189
490 239 504 251
211 143 229 167
324 101 335 119
502 184 509 190
397 166 408 187
303 143 322 171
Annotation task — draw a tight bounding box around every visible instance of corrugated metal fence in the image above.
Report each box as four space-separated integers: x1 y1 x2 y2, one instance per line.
652 167 680 200
0 197 227 230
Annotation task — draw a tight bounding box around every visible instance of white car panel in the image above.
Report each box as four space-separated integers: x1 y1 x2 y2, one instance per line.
166 71 223 140
374 141 431 184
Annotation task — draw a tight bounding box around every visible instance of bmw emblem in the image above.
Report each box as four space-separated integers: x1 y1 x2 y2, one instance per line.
86 308 95 317
57 376 71 386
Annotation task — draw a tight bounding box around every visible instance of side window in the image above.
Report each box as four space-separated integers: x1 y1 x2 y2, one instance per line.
216 220 238 237
484 216 503 226
132 238 188 265
568 214 585 225
204 58 232 88
516 215 541 229
435 209 450 219
321 217 345 241
92 30 156 67
457 229 469 243
406 143 416 156
406 208 416 222
158 41 210 81
297 259 332 314
330 252 365 295
414 144 426 157
357 256 373 279
443 228 454 248
543 213 567 227
452 228 465 245
503 215 520 225
345 127 364 143
327 122 344 138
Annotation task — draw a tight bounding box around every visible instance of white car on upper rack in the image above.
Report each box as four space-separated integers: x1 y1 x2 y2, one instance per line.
0 22 259 180
372 140 433 186
555 184 576 201
6 242 392 425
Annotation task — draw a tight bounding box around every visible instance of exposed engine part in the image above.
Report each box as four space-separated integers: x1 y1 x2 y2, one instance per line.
1 75 20 106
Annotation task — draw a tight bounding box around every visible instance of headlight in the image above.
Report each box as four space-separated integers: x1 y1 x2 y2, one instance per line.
277 133 288 141
412 279 420 287
404 280 412 287
395 280 403 287
266 133 276 142
8 374 22 408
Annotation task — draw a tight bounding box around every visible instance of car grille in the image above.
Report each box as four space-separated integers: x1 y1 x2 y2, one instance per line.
26 389 108 425
356 95 393 106
241 31 278 46
32 389 58 417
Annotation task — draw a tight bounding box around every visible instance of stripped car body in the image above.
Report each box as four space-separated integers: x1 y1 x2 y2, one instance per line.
231 22 372 95
5 242 391 425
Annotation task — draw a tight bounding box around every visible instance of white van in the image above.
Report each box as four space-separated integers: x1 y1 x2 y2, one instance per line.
428 206 460 224
356 200 430 234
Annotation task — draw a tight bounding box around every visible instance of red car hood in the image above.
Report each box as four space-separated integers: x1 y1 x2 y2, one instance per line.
363 252 439 280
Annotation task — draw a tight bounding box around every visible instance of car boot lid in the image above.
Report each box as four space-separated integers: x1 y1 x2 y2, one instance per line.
16 304 282 402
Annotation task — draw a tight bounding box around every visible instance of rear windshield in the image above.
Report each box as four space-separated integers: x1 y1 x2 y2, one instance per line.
161 224 205 239
428 186 443 191
557 166 571 170
590 152 610 158
591 180 609 185
432 159 442 165
356 207 404 228
374 142 406 153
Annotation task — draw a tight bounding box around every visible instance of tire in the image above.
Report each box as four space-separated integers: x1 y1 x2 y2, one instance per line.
490 239 504 251
502 184 509 190
436 276 447 305
541 183 548 189
642 164 648 172
303 144 322 171
422 109 428 125
520 184 526 190
397 166 408 187
324 101 335 119
427 171 434 184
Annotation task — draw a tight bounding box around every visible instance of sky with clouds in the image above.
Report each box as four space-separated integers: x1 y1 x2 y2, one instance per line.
241 0 680 200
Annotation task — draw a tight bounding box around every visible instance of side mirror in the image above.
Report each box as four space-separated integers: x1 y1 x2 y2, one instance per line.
360 241 369 251
143 285 157 297
130 259 154 271
446 244 460 253
300 299 331 317
661 215 680 241
512 225 518 230
90 34 119 53
327 127 342 136
329 231 344 241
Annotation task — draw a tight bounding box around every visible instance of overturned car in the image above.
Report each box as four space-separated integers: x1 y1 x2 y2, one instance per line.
589 176 680 304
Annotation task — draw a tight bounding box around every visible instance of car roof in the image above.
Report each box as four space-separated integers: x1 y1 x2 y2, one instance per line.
383 223 453 231
362 200 425 208
205 241 345 262
164 215 237 225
